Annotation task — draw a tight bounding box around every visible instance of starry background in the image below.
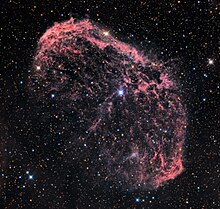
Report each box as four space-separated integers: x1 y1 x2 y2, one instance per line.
0 0 219 209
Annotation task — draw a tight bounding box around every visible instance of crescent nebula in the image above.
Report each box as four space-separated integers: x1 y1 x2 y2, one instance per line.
31 18 187 190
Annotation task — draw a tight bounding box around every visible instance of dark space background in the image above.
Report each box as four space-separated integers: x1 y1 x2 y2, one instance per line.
0 0 219 208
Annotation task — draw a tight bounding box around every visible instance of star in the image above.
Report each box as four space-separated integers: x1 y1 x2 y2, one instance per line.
28 175 33 180
118 89 124 96
103 31 109 36
208 59 214 65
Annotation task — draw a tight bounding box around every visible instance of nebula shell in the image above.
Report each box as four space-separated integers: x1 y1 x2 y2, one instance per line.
31 18 187 190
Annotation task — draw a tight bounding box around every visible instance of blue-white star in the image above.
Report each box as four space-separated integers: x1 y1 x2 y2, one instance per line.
28 175 33 180
118 89 124 96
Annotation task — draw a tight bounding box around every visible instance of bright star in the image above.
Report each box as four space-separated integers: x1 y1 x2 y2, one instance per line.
28 175 33 180
208 59 214 65
135 198 140 202
103 31 109 36
118 89 124 96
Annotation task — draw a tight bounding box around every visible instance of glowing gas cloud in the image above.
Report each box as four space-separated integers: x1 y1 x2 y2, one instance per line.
31 18 187 190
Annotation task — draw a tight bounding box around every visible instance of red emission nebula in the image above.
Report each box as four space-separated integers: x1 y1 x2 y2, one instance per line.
32 18 187 190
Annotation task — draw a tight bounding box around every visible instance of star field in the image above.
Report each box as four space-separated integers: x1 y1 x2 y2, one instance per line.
0 1 219 209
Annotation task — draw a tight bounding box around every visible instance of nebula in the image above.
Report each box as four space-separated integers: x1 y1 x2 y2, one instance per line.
31 18 187 190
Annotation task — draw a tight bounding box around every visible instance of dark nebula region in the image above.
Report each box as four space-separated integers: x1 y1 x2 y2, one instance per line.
31 18 187 190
